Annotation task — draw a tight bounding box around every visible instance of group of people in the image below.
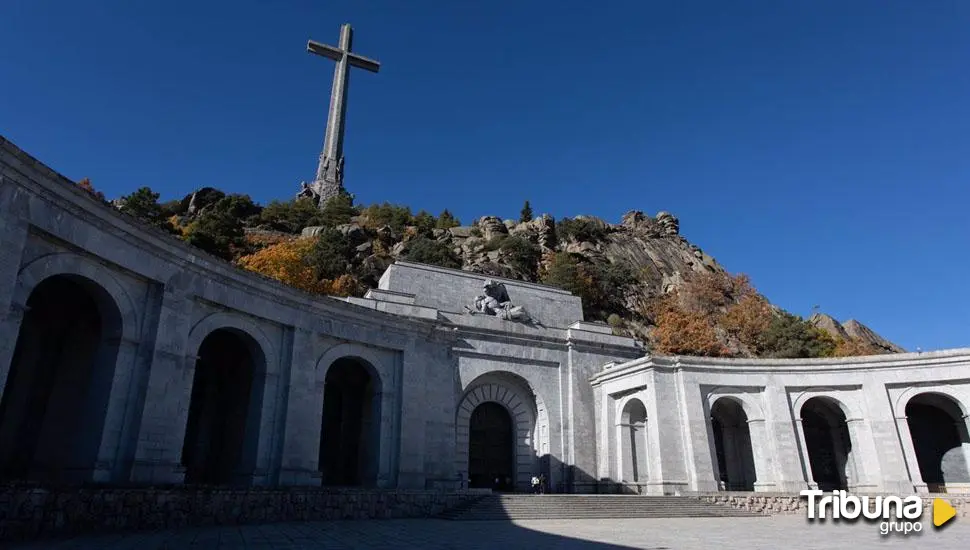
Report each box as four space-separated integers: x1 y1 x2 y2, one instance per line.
530 474 547 494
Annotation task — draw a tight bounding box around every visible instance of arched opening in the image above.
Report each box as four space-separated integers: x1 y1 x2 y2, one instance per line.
0 274 122 483
456 372 546 493
906 393 970 491
468 401 515 491
710 398 756 490
618 399 648 484
181 328 263 485
801 397 852 491
319 358 380 486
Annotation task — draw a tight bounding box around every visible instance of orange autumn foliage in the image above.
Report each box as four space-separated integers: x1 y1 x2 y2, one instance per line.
650 295 729 357
237 237 326 294
323 274 364 298
832 337 884 357
722 294 774 352
76 177 106 201
237 238 363 297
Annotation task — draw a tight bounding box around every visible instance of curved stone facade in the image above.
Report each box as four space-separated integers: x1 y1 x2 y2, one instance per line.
1 135 968 497
591 352 970 495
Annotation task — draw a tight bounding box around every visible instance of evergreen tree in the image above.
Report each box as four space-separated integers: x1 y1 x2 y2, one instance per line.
118 187 167 227
435 209 461 229
520 200 533 223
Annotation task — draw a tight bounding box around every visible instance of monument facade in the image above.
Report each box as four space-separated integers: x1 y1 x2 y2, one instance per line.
1 136 969 495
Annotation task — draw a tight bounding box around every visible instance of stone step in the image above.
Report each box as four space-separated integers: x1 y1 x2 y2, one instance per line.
439 495 764 520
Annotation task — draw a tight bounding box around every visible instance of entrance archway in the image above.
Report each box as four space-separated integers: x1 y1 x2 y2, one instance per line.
710 398 756 490
801 397 852 491
618 398 648 484
0 274 122 483
906 393 970 491
181 328 263 485
319 358 380 486
468 401 515 491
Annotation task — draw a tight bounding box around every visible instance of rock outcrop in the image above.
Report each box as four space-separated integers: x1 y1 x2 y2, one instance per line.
810 313 905 353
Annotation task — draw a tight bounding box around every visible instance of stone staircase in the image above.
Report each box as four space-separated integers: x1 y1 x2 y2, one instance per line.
439 494 764 520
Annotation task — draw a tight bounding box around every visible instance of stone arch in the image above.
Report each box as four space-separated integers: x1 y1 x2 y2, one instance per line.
894 386 969 420
180 313 277 485
709 396 757 490
316 351 384 487
0 266 129 482
185 313 278 374
456 371 549 492
617 397 648 485
313 343 395 488
904 391 970 491
12 252 140 342
798 395 855 491
791 390 863 422
314 342 386 393
705 388 766 422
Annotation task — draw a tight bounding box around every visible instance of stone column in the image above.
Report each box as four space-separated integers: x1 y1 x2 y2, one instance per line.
845 417 881 491
376 385 398 488
0 183 29 399
747 418 777 492
646 371 695 494
793 418 817 490
277 328 321 486
895 415 926 493
765 386 809 491
84 336 142 483
129 279 194 484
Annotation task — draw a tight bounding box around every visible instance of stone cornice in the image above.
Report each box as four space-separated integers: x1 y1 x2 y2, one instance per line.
392 260 576 296
589 348 970 385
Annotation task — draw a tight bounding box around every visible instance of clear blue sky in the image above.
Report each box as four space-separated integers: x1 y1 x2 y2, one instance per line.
2 1 968 351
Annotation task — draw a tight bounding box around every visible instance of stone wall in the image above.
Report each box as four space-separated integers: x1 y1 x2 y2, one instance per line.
0 486 488 542
697 492 970 519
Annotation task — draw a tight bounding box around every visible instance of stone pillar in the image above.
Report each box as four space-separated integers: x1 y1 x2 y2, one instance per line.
864 389 918 494
129 279 194 484
793 418 816 489
0 182 29 400
646 370 694 494
845 418 881 491
895 415 926 493
376 386 398 488
277 328 321 486
85 337 142 483
765 386 809 491
747 419 777 492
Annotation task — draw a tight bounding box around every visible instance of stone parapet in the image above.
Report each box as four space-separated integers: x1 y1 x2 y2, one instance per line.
0 486 489 542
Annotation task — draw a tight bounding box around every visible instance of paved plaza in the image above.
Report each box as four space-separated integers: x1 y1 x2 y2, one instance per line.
9 516 969 549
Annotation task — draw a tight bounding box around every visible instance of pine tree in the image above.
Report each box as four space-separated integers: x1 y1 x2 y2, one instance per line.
520 200 533 223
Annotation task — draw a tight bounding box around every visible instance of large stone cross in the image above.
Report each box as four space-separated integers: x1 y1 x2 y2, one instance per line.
306 23 380 205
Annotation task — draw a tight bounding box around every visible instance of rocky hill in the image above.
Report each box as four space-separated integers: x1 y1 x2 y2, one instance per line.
809 313 906 354
97 182 902 359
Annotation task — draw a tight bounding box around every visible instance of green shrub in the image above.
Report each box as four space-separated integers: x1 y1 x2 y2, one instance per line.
404 236 462 269
556 217 608 242
307 228 351 280
500 236 541 279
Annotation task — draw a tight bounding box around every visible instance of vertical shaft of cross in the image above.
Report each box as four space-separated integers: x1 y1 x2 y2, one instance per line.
316 24 352 183
303 23 380 207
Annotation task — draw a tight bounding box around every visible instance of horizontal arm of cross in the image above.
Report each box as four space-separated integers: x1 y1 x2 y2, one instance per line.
307 40 381 73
